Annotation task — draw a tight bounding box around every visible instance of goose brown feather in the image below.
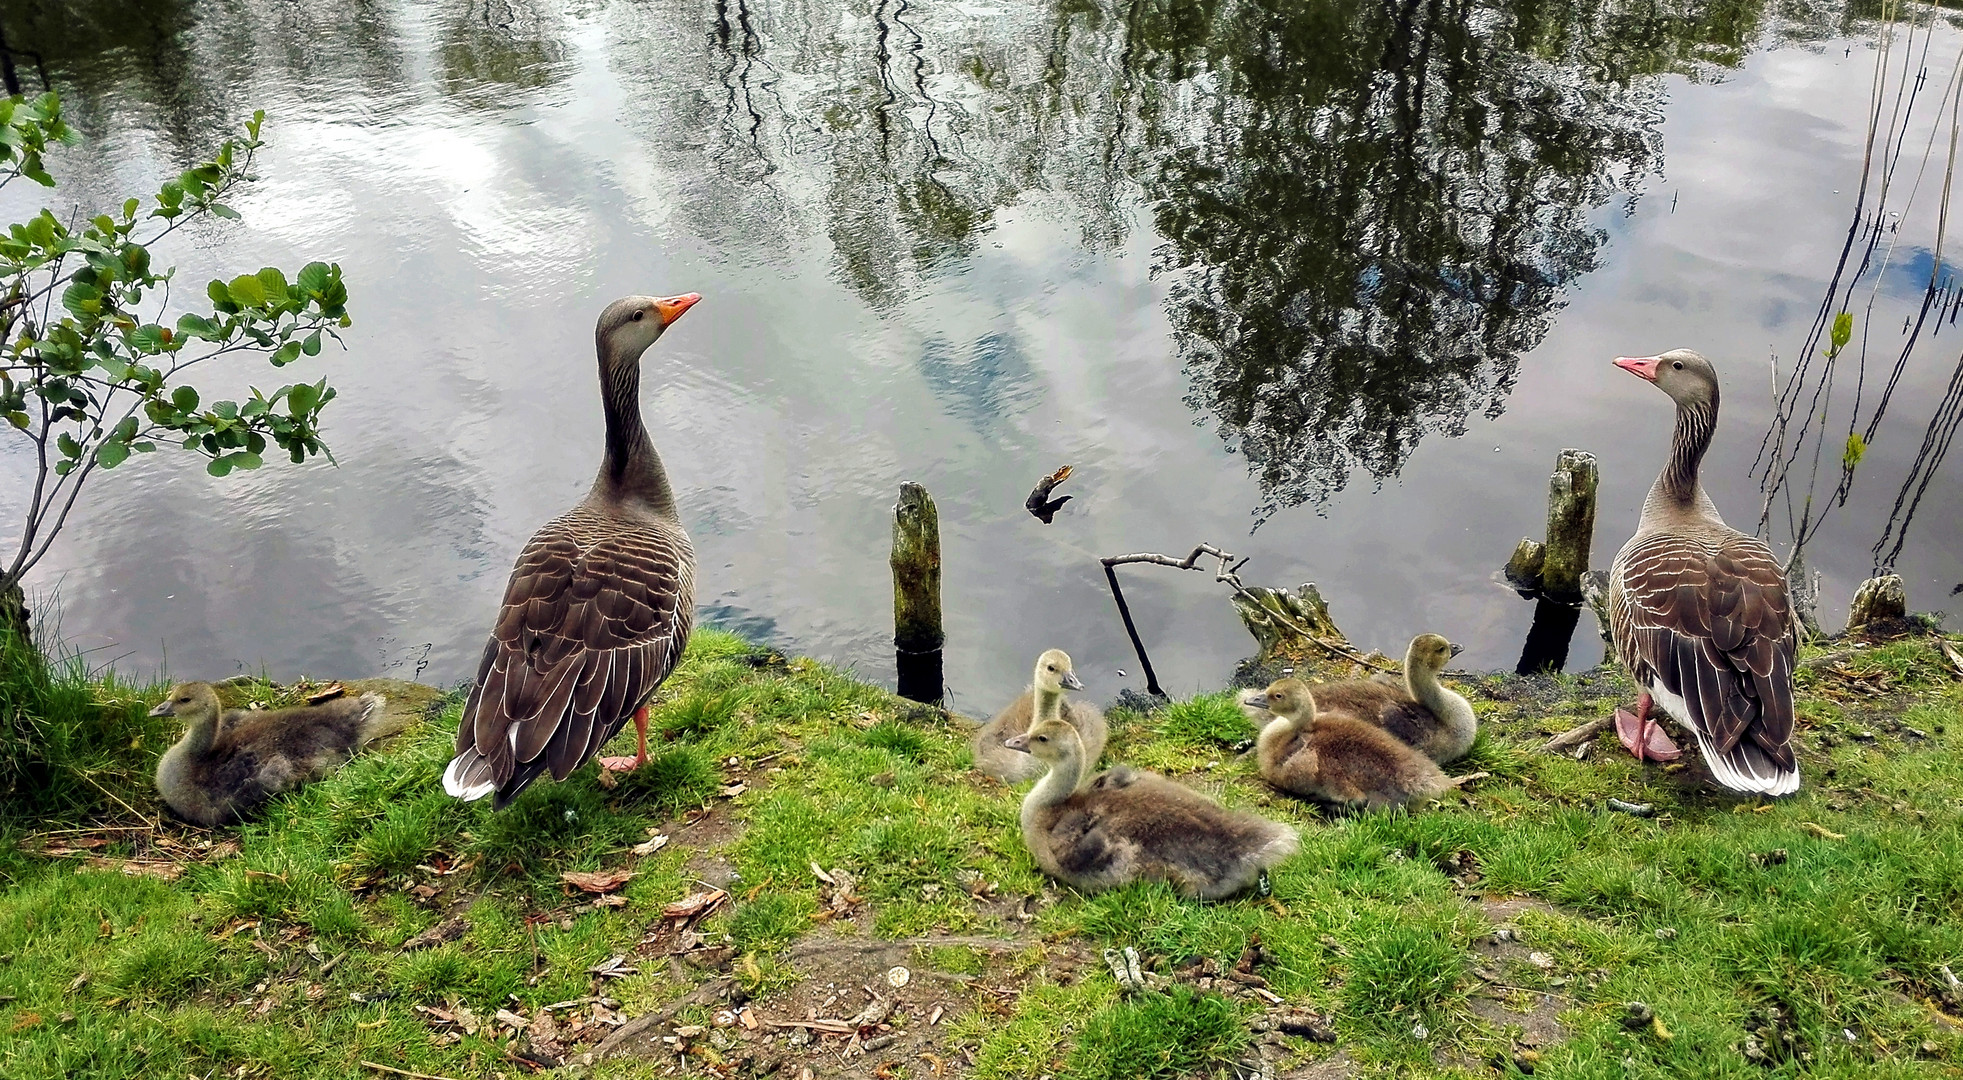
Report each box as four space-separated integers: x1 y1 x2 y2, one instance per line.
1608 349 1798 795
445 295 700 809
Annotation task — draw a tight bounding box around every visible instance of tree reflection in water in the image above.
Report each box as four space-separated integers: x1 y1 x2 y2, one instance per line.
2 0 1828 516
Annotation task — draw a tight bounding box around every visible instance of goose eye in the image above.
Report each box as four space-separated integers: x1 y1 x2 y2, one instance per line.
1672 360 1684 369
631 310 645 322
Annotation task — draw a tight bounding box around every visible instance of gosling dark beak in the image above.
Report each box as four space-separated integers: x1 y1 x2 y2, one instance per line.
653 293 702 326
1060 671 1085 692
1003 733 1031 753
1613 355 1662 383
148 700 173 717
1448 642 1465 659
1238 688 1271 711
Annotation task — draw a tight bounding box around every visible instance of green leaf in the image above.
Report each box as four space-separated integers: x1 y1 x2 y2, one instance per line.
226 274 267 308
122 198 140 221
206 456 232 477
97 440 128 469
1842 432 1867 472
301 330 322 356
270 341 301 366
172 385 200 412
288 382 319 418
128 323 171 353
176 312 221 340
206 279 236 311
56 432 81 459
5 412 27 431
1829 311 1853 355
210 203 239 220
254 267 290 305
60 280 102 320
297 262 332 297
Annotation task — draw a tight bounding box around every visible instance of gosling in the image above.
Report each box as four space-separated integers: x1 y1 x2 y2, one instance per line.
1005 718 1298 899
152 682 402 827
972 649 1107 783
1301 634 1477 762
1241 678 1482 811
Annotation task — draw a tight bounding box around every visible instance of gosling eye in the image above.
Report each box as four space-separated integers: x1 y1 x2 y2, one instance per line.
631 310 645 322
1671 360 1684 369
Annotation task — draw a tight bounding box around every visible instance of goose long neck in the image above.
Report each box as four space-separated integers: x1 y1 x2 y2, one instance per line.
1644 393 1718 520
1022 743 1084 827
1033 681 1064 726
167 709 220 762
594 338 677 518
1406 664 1475 742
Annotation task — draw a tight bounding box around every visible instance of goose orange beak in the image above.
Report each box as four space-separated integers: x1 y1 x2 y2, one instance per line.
653 293 702 326
1614 355 1662 382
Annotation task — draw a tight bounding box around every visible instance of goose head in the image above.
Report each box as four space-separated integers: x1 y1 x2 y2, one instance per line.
1406 633 1462 674
1003 717 1080 761
1032 649 1085 695
1614 348 1718 409
596 293 701 366
1240 677 1316 725
150 681 222 725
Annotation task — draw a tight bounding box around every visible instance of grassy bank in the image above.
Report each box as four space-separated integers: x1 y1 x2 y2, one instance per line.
1 628 1960 1079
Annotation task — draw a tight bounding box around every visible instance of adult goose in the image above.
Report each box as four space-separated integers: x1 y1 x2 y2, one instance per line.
1608 349 1799 796
444 294 701 809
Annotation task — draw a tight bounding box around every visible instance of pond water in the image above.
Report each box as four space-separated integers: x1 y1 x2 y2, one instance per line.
2 0 1960 711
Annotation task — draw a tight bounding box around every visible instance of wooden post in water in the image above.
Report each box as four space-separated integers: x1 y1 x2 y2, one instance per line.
891 482 944 704
1540 449 1599 604
1514 449 1600 673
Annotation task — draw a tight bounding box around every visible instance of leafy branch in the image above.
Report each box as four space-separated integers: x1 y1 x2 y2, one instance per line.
0 92 351 610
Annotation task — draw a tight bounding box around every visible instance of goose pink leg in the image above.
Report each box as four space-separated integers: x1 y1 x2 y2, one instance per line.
1614 692 1681 762
599 705 651 772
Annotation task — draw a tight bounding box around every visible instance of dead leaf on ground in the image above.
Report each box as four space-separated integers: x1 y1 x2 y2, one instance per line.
662 888 729 922
305 683 347 704
560 869 636 894
398 918 466 953
630 834 669 857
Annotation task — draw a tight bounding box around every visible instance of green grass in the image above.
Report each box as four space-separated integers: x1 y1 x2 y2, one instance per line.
2 627 1962 1078
1065 985 1250 1080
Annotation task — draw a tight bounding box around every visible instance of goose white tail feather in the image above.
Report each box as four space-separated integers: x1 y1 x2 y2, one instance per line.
442 754 497 801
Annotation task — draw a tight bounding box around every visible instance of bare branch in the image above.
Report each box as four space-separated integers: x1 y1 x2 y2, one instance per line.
1099 542 1395 685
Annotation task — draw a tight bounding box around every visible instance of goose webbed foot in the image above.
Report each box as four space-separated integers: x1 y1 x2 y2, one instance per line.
599 704 653 773
1614 696 1682 762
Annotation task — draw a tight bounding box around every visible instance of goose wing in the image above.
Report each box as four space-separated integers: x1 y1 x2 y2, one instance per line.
1610 530 1798 794
445 506 694 808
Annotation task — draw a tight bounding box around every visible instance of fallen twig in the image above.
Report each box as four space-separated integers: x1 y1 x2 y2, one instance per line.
359 1063 462 1080
1538 717 1611 753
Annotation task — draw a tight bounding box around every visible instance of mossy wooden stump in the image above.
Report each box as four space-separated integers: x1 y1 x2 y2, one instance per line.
1231 582 1366 681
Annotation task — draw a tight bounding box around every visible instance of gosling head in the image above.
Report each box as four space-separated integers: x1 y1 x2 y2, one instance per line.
149 682 222 724
1406 633 1462 674
1003 717 1079 761
1032 649 1085 694
1240 677 1316 724
1613 348 1718 410
596 293 701 365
